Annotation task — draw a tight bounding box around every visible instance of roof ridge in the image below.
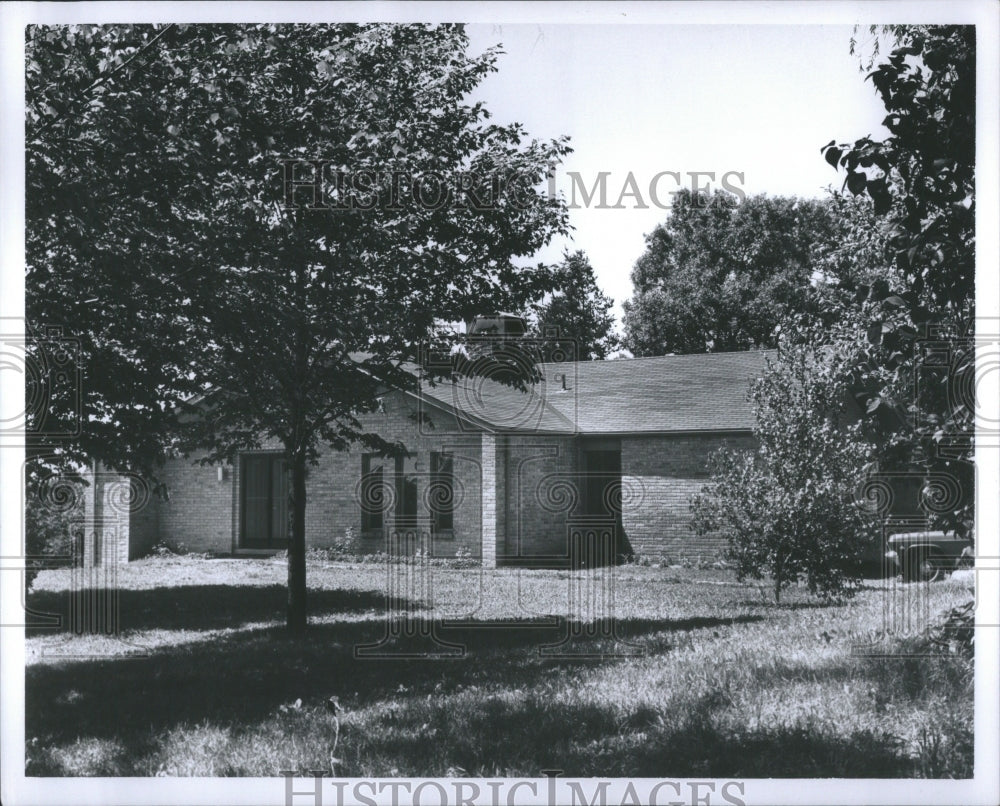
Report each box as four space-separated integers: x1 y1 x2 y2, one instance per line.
539 348 776 368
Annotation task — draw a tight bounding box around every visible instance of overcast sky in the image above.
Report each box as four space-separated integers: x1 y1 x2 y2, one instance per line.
464 24 892 327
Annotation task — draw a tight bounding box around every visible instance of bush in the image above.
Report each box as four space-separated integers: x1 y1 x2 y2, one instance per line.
692 342 880 602
25 470 84 589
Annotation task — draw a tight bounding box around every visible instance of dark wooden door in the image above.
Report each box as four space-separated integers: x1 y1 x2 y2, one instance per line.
240 454 288 548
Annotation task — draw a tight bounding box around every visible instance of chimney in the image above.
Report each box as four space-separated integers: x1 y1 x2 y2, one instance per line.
465 313 528 360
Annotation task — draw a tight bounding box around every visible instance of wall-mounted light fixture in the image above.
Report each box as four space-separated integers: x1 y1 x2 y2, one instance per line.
217 465 226 482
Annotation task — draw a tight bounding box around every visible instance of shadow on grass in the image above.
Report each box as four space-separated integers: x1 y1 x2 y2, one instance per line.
628 716 916 777
437 614 764 651
332 687 917 778
25 585 394 636
26 610 763 758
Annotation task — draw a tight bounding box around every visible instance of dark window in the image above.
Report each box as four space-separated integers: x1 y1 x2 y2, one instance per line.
361 455 384 533
395 455 418 530
430 451 454 533
240 453 288 548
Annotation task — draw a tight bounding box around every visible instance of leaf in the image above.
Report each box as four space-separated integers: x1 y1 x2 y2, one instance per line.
865 175 892 214
823 146 842 168
866 397 882 414
845 171 867 195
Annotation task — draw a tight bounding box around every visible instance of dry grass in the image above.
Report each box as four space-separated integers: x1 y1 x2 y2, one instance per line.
24 557 974 777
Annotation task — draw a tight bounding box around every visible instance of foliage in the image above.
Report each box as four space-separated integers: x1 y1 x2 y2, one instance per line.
821 25 975 537
148 539 214 560
272 544 481 568
622 190 840 356
827 25 974 315
527 251 620 360
692 340 880 603
25 25 228 476
810 192 897 293
23 468 83 590
26 24 571 633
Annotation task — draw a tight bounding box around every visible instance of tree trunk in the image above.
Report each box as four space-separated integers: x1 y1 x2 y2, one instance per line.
287 450 308 635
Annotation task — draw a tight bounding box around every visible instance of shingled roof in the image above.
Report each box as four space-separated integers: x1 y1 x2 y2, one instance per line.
417 349 775 434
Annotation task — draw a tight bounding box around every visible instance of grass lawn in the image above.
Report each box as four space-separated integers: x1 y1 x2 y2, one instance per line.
24 556 973 778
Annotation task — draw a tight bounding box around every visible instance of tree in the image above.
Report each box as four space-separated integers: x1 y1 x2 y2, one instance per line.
26 24 572 633
528 251 619 360
821 25 975 537
25 24 223 477
622 190 840 356
811 193 897 292
691 338 880 603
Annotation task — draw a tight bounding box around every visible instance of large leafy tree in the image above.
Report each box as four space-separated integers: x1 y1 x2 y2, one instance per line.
26 24 571 632
622 190 839 356
26 24 235 587
26 24 223 474
528 251 619 360
821 25 975 536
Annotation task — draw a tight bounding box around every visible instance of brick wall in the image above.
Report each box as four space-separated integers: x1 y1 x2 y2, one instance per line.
115 399 757 564
126 476 159 560
621 432 756 560
299 393 484 558
481 433 497 568
502 434 578 561
150 390 486 559
157 459 235 554
82 467 160 567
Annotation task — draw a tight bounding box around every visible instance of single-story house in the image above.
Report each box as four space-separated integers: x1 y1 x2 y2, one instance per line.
82 348 774 569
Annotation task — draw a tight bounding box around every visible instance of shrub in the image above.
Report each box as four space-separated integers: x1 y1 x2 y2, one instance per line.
277 543 482 569
25 470 84 589
147 540 215 560
692 341 880 602
150 540 183 558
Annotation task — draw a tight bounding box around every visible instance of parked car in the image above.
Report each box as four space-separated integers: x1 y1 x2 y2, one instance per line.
885 531 973 582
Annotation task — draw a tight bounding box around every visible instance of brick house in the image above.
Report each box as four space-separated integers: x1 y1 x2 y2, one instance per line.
83 349 772 569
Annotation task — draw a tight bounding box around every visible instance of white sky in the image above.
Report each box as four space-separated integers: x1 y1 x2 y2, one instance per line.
464 24 892 325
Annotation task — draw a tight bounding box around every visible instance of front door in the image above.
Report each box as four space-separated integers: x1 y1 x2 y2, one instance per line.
240 453 288 549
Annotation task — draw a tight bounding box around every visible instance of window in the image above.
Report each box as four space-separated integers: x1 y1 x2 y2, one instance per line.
430 451 454 533
394 455 418 530
361 455 384 533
